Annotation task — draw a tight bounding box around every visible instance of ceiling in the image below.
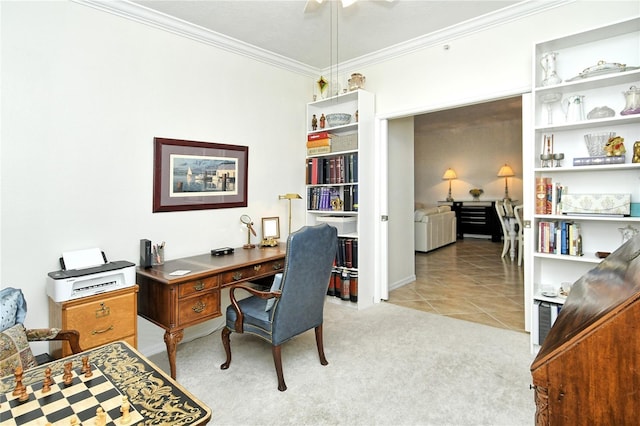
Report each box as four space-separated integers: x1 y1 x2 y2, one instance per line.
128 0 525 70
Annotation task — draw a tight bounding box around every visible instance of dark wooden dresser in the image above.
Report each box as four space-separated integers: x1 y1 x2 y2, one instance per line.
530 234 640 425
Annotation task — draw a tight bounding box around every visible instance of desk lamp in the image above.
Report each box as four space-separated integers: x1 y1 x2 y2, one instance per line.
279 193 302 235
497 164 515 201
442 168 457 202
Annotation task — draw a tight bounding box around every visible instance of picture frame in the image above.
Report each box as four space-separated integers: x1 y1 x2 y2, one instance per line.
153 137 248 212
261 217 280 241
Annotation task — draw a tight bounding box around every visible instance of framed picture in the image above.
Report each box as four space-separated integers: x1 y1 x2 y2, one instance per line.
261 217 280 241
153 137 248 212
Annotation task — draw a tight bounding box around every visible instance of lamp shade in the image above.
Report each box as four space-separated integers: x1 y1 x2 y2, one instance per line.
497 164 515 177
442 168 457 180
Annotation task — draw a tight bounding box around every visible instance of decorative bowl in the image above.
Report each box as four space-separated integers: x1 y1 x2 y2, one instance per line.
584 132 616 157
326 113 351 127
469 188 483 200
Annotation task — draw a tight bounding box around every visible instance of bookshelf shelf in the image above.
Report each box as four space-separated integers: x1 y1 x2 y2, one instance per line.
526 16 640 354
305 89 375 310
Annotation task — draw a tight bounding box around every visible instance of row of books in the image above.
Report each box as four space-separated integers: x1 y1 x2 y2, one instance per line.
327 268 358 303
535 177 566 215
307 186 358 211
306 153 358 185
335 237 358 268
538 220 583 256
307 132 332 155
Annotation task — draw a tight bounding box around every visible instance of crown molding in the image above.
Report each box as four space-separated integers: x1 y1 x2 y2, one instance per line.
73 0 570 78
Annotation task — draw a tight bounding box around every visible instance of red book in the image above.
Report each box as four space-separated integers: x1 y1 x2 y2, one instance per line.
311 158 318 185
308 131 330 141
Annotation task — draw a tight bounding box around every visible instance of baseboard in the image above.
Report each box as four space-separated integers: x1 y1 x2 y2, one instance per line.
388 275 416 291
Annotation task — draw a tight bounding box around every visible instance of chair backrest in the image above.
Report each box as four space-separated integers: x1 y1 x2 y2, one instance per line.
514 204 524 236
503 200 515 217
271 223 338 345
494 201 509 235
0 287 27 332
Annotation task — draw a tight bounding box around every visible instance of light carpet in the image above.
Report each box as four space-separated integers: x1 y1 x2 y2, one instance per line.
148 301 536 425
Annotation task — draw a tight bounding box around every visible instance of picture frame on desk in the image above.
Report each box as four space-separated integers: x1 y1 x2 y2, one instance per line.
153 137 248 212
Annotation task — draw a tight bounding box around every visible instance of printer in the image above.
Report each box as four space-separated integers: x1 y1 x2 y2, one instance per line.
46 248 136 302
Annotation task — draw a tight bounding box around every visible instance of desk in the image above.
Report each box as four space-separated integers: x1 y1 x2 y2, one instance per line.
135 245 286 379
1 341 211 425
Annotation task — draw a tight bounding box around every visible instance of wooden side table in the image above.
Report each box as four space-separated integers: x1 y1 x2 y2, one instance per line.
48 285 138 358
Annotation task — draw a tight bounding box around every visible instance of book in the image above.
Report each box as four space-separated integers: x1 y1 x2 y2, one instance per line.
307 146 331 155
306 138 331 148
308 131 330 141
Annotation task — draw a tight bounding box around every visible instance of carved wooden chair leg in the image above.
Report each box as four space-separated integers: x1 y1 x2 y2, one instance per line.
220 327 232 370
315 324 328 366
272 345 287 391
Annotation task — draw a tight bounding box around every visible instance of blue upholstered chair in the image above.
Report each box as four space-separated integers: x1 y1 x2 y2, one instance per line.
0 287 82 377
220 223 338 391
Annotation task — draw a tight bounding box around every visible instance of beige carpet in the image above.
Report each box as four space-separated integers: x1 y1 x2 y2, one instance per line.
148 301 535 425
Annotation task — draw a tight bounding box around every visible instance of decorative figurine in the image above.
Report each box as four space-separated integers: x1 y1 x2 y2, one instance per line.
605 136 626 156
632 141 640 163
320 113 326 129
311 114 318 131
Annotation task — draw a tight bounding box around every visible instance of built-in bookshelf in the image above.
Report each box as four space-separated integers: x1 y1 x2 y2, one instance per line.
305 89 374 309
525 16 640 353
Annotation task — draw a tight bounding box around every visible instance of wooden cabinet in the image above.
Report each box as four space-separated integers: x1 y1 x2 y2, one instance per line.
48 285 138 358
446 200 501 241
530 235 640 425
305 89 375 310
525 17 640 352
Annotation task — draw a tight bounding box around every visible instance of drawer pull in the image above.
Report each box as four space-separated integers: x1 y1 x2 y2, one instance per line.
273 262 283 270
232 272 243 281
95 303 110 318
253 265 262 272
194 281 205 291
192 301 206 313
92 325 114 335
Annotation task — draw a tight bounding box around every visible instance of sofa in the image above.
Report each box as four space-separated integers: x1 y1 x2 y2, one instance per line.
414 205 457 252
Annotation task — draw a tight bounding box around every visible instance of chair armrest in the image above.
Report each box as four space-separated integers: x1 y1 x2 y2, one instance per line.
228 284 282 332
26 328 82 354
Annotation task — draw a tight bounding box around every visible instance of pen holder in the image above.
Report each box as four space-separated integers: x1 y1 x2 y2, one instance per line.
152 246 165 266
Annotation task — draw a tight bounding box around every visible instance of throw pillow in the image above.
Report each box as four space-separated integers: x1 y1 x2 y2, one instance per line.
0 323 38 378
0 287 27 332
265 273 283 312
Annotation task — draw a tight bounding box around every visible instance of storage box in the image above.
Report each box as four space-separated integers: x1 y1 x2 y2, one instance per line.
561 193 631 216
316 215 357 235
631 203 640 217
331 133 358 152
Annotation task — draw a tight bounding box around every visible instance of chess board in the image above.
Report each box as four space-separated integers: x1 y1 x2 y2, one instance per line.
0 364 144 426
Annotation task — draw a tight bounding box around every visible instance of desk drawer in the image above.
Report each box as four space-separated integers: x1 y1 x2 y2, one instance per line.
178 292 220 326
64 293 135 350
178 276 219 298
220 260 284 284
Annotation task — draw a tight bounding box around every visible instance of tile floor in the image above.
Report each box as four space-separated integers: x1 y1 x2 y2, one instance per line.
387 237 526 332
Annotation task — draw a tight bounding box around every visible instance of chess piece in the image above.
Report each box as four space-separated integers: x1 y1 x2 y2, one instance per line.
63 361 73 385
18 384 29 402
121 396 131 424
42 367 52 393
96 407 107 426
83 356 93 377
70 416 78 425
13 366 24 396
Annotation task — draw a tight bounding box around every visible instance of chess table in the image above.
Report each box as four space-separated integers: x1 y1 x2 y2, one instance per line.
0 341 211 425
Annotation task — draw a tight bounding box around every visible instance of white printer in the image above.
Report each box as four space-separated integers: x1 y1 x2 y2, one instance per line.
46 248 136 302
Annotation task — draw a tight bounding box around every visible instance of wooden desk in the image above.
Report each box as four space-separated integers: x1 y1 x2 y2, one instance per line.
135 245 286 379
1 341 211 425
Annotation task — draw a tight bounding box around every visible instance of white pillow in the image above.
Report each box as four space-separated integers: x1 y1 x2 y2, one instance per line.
414 210 426 222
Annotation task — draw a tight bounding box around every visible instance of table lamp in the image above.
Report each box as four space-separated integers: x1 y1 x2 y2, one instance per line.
442 168 457 202
279 193 302 235
497 164 515 201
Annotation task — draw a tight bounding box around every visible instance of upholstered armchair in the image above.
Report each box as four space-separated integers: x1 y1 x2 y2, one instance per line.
220 223 338 391
0 287 82 377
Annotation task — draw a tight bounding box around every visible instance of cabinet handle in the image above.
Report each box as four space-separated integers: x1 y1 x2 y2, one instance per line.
194 281 205 291
273 263 282 270
92 325 114 335
253 265 262 272
192 300 206 313
232 272 243 281
95 303 110 318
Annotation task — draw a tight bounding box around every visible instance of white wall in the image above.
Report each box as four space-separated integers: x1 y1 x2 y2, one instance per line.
1 1 310 354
